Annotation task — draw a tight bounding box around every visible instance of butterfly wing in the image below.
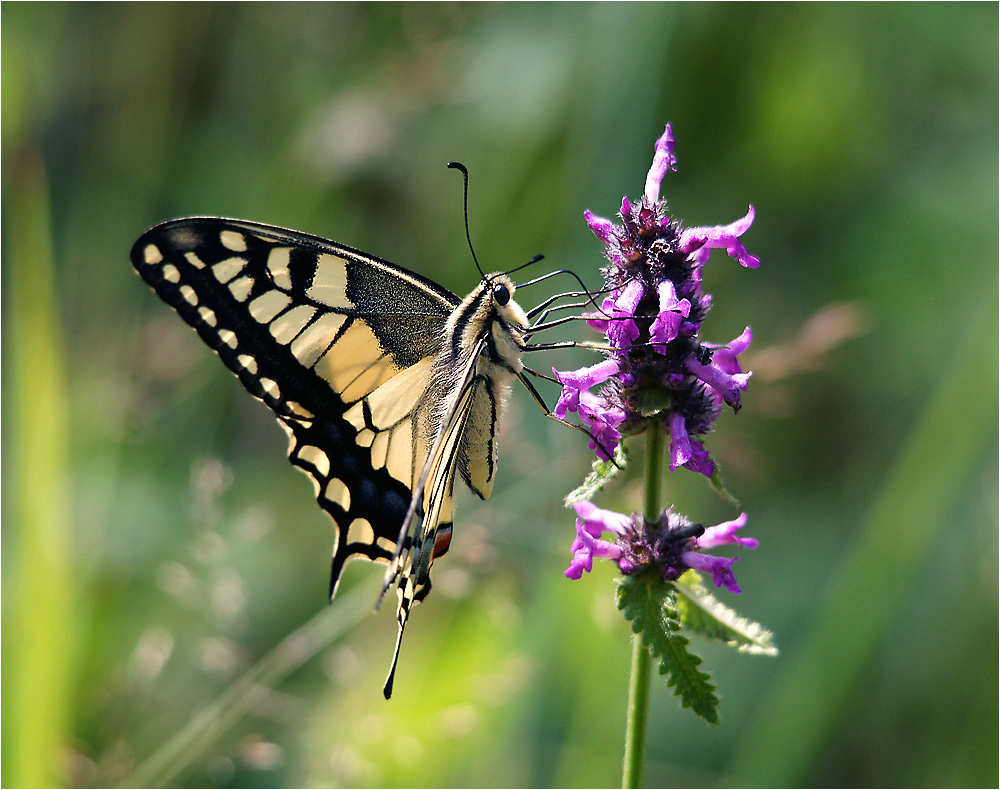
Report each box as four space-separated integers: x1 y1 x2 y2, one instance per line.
378 337 488 689
130 217 461 600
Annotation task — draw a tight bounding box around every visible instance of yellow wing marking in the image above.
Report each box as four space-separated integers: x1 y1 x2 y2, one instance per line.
229 275 253 302
219 229 248 251
295 444 330 477
212 257 246 283
289 312 347 368
249 290 291 323
317 320 399 403
266 247 293 289
307 253 350 308
270 305 317 345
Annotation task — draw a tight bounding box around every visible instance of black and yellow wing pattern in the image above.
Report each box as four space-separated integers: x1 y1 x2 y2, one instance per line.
131 217 530 697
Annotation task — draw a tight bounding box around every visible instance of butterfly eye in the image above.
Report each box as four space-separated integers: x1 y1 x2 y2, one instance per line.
492 282 510 306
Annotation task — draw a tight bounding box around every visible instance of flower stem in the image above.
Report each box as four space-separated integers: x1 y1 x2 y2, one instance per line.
622 426 663 788
642 423 663 521
623 629 652 788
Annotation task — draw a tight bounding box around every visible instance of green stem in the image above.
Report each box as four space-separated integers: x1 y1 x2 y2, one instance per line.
623 629 653 789
642 423 663 521
622 426 663 788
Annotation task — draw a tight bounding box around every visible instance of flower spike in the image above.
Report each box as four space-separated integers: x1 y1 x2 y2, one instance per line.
555 124 759 474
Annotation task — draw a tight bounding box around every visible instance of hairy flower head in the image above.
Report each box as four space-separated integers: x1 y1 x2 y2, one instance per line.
565 502 757 595
555 125 758 474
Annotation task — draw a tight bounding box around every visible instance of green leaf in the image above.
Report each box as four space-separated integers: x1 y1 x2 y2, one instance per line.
708 463 741 507
636 387 673 417
616 575 720 724
674 572 778 655
564 443 628 505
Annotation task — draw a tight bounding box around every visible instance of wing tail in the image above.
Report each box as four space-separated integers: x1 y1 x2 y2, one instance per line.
377 342 486 692
383 603 408 699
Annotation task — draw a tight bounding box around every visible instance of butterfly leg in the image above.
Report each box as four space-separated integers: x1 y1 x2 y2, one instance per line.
521 340 582 352
517 368 624 468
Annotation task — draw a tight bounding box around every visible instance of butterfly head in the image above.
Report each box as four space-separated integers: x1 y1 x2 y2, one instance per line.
485 272 529 333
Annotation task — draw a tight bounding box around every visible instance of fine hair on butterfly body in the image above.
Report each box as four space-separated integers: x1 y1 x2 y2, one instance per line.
130 214 575 698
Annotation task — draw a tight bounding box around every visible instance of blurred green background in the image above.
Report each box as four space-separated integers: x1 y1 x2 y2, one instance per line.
3 3 997 787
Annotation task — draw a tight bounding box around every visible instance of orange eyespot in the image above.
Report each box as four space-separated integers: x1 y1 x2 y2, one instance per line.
432 526 453 558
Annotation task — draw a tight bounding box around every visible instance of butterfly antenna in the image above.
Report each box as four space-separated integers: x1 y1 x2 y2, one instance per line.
447 161 486 280
505 253 546 278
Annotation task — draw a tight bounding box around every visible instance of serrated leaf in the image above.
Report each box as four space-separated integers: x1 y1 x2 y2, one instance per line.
674 571 778 655
616 575 720 724
564 443 628 505
708 463 741 507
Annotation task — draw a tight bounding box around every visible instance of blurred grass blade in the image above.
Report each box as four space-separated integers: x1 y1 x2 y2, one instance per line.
3 147 74 788
121 578 378 788
727 297 997 786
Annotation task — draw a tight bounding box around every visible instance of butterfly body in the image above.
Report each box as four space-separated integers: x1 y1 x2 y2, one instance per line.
131 217 530 696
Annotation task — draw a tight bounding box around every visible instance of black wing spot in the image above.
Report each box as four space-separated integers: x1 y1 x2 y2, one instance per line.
382 489 408 525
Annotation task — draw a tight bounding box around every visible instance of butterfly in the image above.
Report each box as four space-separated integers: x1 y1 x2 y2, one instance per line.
130 209 580 698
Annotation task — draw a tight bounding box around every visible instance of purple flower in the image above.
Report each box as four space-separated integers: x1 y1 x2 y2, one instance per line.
679 206 761 270
708 327 753 375
604 280 645 353
584 210 623 265
564 503 757 594
668 412 716 477
685 357 752 412
565 501 630 579
680 552 742 594
553 358 620 404
576 392 625 461
644 125 678 203
696 512 757 550
553 366 625 461
553 123 758 470
649 280 691 353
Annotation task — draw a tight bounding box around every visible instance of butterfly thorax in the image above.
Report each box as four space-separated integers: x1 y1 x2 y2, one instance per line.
416 273 527 505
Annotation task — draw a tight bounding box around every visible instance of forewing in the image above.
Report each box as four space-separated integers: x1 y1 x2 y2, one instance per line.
130 217 459 596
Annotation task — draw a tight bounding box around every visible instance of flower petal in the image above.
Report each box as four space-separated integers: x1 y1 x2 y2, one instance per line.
668 412 692 470
682 551 742 594
681 436 715 478
686 357 752 409
644 124 677 203
554 358 620 391
679 206 761 269
606 280 644 352
564 550 593 579
564 514 624 579
572 501 631 537
584 210 617 246
649 280 692 352
697 512 758 549
708 327 753 375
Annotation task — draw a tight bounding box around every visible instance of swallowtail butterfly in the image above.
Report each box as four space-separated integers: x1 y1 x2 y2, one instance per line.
131 215 557 697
